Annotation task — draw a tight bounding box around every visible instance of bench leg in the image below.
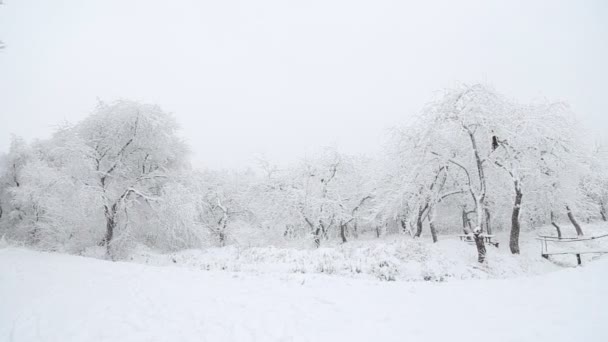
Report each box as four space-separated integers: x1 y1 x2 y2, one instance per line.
577 254 582 265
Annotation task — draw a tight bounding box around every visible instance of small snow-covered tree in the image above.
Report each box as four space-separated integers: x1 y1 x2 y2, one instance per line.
331 155 376 243
254 148 374 246
193 169 254 247
293 149 343 247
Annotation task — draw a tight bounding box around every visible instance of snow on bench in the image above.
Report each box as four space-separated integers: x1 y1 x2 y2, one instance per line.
458 234 499 248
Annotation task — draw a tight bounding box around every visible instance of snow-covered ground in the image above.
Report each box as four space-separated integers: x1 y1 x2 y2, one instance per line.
2 246 607 342
120 223 608 282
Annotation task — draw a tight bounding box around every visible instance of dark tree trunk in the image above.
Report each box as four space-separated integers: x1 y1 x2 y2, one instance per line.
103 211 116 258
103 204 117 250
566 206 584 236
375 226 381 238
428 207 438 243
429 221 438 243
314 227 321 247
509 184 523 254
415 215 423 238
340 223 347 243
473 230 487 263
550 211 562 239
400 219 408 234
415 204 427 238
484 208 492 235
461 208 467 233
104 215 115 246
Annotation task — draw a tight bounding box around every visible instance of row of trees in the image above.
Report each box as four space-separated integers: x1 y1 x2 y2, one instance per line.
1 85 606 261
384 85 603 261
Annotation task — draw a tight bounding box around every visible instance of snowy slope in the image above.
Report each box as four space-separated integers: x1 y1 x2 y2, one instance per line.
1 247 607 342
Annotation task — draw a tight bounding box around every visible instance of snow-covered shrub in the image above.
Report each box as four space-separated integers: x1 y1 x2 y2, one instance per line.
313 250 340 274
372 259 398 281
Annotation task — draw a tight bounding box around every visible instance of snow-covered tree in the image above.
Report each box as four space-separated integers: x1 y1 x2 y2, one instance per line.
76 100 190 255
0 87 600 265
580 145 608 222
386 84 591 259
193 169 254 247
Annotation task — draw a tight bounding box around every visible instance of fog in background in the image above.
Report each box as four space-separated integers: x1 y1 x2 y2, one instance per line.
1 0 606 169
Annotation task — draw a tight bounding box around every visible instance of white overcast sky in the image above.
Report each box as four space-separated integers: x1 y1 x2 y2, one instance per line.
0 0 607 169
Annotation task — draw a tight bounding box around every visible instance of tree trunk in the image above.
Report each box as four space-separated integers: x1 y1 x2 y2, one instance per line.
550 211 562 239
466 128 488 234
103 207 116 257
600 200 607 222
219 231 226 247
104 215 115 246
429 221 438 243
473 230 487 263
484 208 492 235
461 208 472 234
415 204 427 238
352 220 359 238
461 208 467 233
400 219 408 234
428 206 438 243
340 223 347 243
566 206 584 236
415 215 423 238
313 227 322 247
509 184 523 254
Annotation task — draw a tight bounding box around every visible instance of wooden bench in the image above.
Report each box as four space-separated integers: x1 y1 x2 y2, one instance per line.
536 234 608 265
458 234 499 248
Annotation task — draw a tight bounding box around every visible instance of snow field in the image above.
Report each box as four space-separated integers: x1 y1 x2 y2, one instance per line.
1 247 607 342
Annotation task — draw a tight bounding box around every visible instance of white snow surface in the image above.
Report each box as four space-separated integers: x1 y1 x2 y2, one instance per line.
1 246 607 342
120 225 608 282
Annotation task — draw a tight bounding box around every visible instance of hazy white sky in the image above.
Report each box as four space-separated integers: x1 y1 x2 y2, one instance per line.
1 0 607 169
